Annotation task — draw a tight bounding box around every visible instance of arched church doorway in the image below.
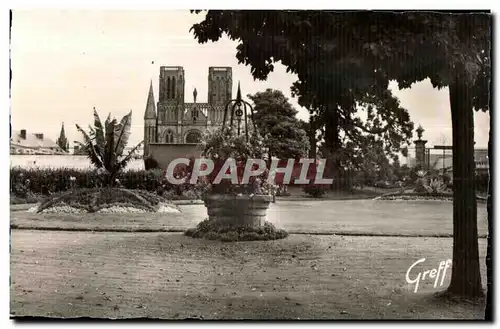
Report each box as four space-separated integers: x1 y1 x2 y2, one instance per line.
185 130 202 144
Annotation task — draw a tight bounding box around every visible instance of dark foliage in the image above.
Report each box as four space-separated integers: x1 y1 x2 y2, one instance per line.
475 171 489 193
303 184 328 198
247 88 309 159
144 157 160 170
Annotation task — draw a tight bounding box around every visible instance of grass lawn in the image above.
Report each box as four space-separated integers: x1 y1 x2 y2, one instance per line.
10 231 486 319
264 200 488 237
11 200 488 237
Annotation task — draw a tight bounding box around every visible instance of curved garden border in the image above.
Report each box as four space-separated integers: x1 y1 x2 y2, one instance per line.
375 191 487 203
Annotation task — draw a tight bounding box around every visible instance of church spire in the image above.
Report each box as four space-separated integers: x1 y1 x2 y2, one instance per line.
56 122 69 152
60 122 66 139
236 81 242 101
144 80 157 119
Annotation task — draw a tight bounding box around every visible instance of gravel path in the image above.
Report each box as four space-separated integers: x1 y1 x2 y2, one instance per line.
10 200 489 319
10 231 487 319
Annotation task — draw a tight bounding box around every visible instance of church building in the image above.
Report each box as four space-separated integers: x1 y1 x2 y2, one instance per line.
143 66 233 158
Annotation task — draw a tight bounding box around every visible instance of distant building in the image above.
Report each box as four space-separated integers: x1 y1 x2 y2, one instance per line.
143 66 234 166
10 129 65 155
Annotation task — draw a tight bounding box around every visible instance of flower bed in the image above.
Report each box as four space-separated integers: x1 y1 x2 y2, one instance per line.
377 193 454 202
29 188 180 214
376 192 487 202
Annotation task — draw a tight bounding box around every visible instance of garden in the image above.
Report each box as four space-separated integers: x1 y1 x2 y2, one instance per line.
10 10 493 320
9 95 490 320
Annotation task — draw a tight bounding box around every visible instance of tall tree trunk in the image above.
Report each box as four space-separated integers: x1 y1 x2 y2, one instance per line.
324 108 341 191
447 73 483 298
308 121 317 159
485 115 492 319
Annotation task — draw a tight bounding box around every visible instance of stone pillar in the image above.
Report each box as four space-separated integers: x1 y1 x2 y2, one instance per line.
414 139 427 168
414 125 427 169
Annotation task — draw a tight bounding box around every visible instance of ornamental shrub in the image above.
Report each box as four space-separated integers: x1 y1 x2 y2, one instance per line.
303 184 328 198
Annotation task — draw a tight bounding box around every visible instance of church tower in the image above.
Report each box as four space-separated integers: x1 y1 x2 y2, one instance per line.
158 66 185 123
143 80 157 158
208 67 232 105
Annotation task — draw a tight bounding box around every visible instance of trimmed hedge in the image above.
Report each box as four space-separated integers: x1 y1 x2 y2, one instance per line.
10 167 164 195
9 167 202 200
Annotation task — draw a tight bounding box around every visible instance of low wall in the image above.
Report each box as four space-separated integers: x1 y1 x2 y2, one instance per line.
148 143 202 169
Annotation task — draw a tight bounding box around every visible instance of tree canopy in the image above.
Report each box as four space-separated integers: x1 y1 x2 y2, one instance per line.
191 11 489 110
190 10 492 299
192 11 418 188
247 88 309 159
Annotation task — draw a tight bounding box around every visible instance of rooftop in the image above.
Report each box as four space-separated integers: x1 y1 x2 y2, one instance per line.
11 129 61 150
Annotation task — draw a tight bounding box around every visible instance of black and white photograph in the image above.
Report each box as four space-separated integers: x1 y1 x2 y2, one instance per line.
8 7 493 321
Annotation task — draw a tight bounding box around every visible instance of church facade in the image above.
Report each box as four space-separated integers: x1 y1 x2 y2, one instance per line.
143 66 233 159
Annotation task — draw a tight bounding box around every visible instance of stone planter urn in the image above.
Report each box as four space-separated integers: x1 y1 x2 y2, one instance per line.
204 194 273 227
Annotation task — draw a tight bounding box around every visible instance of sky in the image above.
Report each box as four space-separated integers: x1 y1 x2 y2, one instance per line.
11 10 491 150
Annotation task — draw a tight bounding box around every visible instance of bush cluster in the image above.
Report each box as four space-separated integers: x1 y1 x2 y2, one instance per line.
302 184 329 198
412 171 489 194
185 219 289 242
